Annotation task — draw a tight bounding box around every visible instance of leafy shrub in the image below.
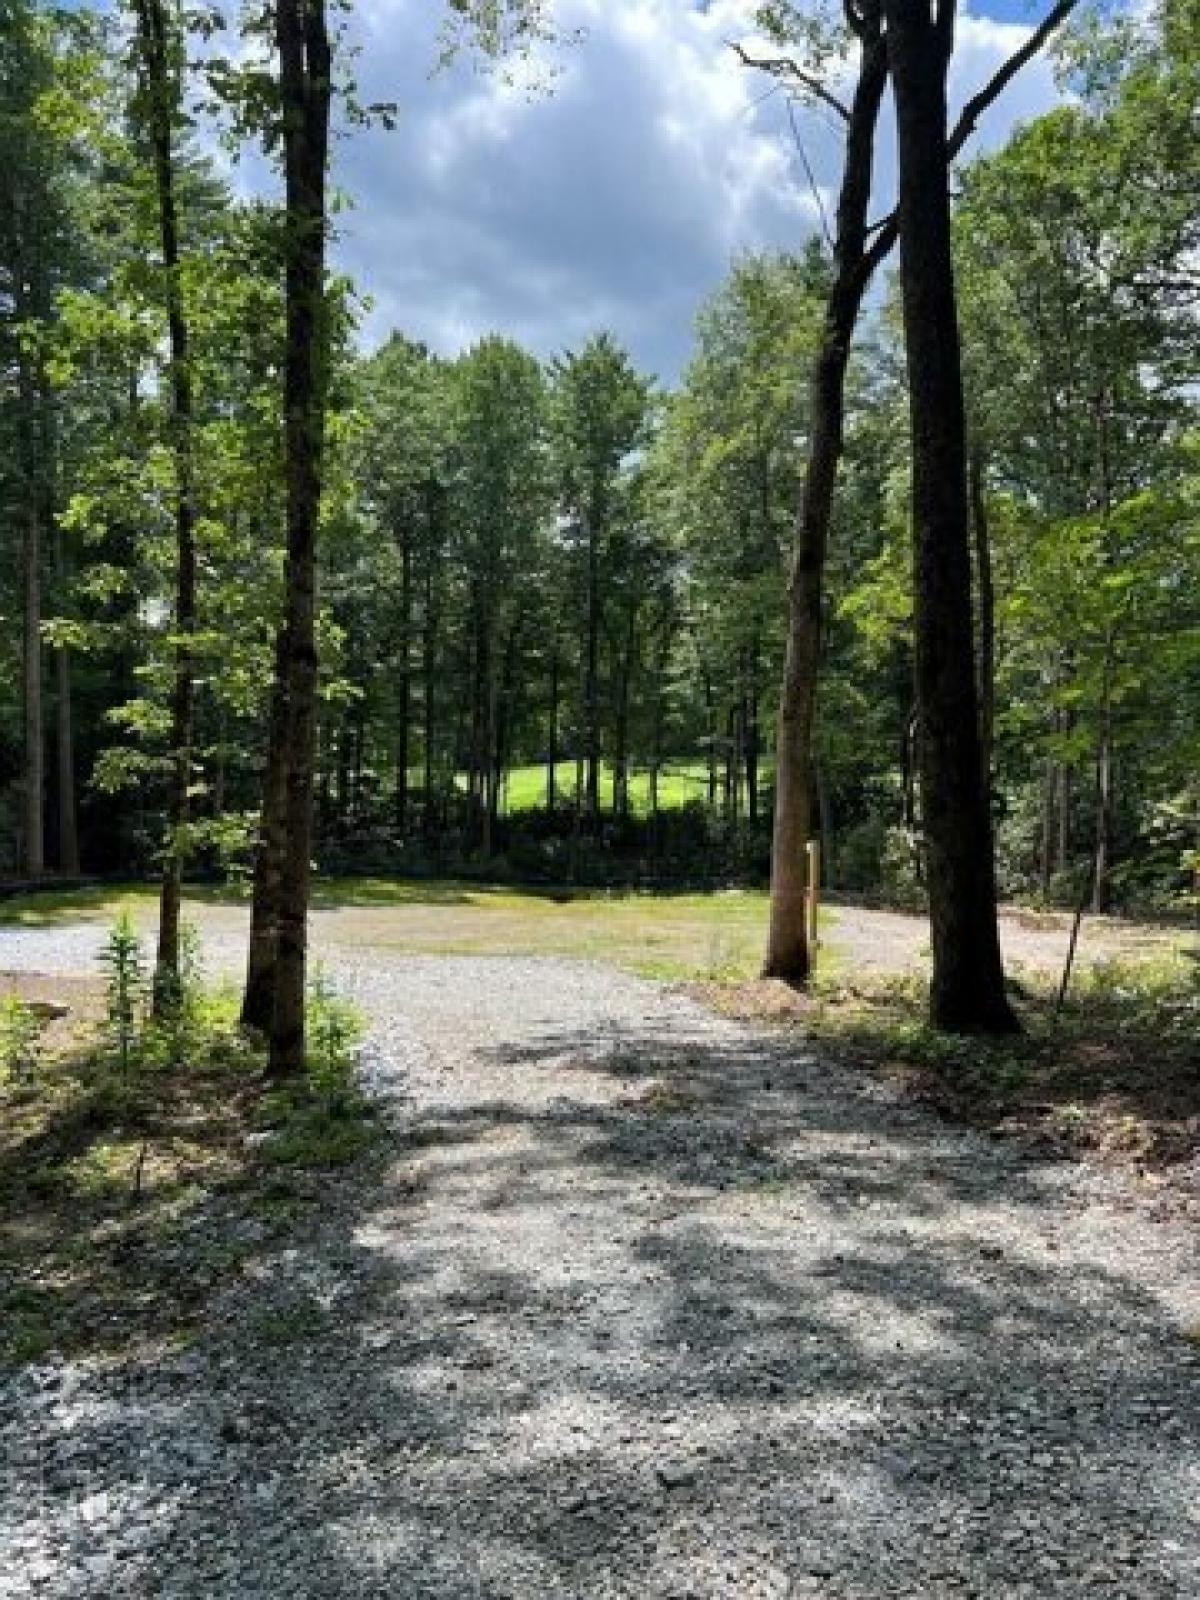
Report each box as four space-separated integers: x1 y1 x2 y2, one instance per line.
0 997 42 1086
150 919 204 1069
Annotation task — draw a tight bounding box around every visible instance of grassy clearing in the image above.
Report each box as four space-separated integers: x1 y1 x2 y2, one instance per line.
0 972 382 1366
309 881 783 980
0 879 787 981
495 760 721 816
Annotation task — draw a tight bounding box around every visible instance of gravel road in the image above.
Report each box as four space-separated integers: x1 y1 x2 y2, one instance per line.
2 926 1199 1598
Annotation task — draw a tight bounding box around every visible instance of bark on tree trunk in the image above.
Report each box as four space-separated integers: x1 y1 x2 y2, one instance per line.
763 19 889 980
266 0 332 1079
134 0 200 1018
584 511 601 825
884 0 1016 1032
242 637 290 1033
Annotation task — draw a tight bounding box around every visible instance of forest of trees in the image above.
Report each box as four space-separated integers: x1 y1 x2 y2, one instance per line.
2 0 1197 1056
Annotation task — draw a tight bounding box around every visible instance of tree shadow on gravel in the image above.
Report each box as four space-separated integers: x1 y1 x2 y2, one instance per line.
6 1016 1200 1599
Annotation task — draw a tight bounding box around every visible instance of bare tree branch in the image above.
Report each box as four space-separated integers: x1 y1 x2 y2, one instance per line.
786 97 835 251
728 40 852 123
947 0 1080 161
856 0 1081 272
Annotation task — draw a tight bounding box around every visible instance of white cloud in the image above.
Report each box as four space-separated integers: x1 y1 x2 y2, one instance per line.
331 0 1066 379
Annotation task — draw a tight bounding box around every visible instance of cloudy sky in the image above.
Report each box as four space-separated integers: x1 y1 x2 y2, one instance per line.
327 0 1066 381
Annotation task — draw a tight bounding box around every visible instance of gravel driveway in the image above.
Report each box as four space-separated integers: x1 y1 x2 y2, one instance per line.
2 927 1199 1598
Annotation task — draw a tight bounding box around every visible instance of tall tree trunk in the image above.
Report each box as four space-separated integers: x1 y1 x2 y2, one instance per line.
266 0 332 1079
133 0 199 1017
242 637 290 1033
763 19 889 979
884 0 1016 1033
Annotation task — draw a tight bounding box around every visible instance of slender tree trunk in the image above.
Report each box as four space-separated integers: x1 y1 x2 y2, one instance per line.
884 0 1015 1033
266 0 332 1079
763 20 889 979
242 638 290 1033
133 0 199 1016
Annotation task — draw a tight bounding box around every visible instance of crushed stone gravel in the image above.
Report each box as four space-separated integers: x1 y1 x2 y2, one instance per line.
1 924 1198 1599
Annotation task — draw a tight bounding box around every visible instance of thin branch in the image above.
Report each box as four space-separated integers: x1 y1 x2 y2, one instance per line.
728 40 851 123
787 98 835 251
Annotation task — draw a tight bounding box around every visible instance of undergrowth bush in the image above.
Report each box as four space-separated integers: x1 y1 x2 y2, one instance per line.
0 996 42 1086
306 965 364 1109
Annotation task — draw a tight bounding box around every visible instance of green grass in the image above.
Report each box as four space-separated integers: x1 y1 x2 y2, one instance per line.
0 877 797 982
490 759 774 817
314 880 783 981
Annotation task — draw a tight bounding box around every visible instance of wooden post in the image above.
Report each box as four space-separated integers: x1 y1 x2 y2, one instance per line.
806 838 821 957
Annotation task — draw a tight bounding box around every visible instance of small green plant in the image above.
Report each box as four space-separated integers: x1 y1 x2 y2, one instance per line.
306 966 363 1108
151 919 204 1068
0 996 42 1086
99 910 147 1073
